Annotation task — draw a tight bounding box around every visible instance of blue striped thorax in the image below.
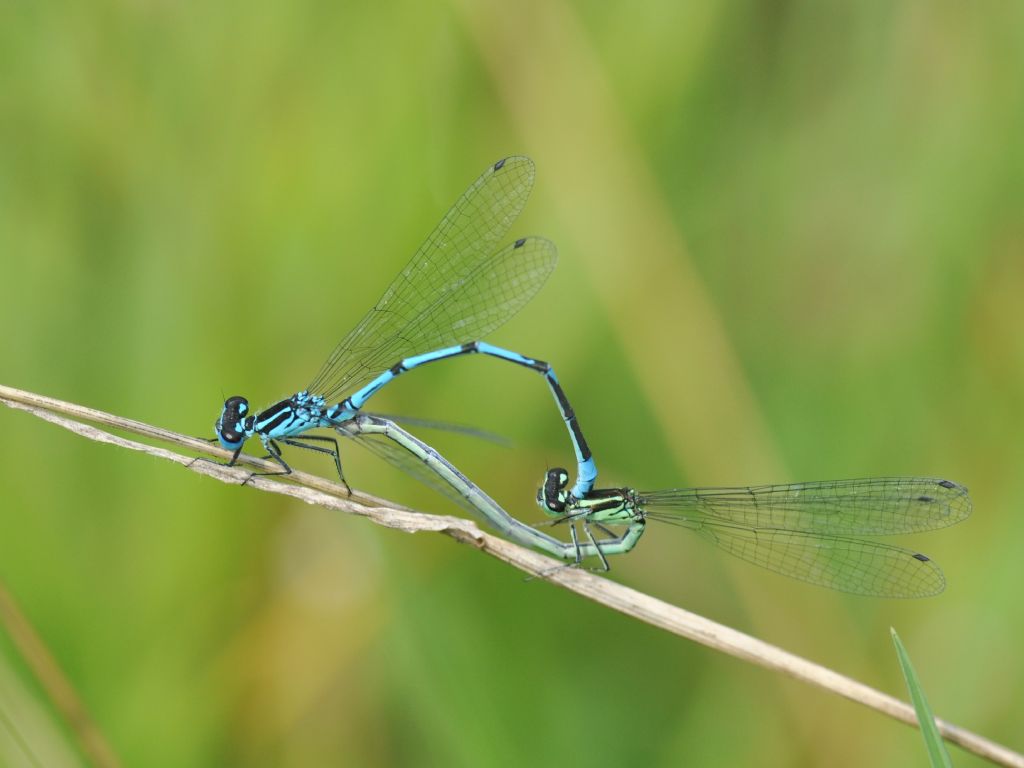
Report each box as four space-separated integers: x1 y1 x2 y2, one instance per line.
252 391 324 439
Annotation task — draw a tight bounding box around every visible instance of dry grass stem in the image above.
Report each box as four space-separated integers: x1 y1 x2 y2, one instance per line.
1 383 1020 768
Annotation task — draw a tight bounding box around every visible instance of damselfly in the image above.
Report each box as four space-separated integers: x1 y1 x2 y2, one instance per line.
537 468 971 597
208 157 595 498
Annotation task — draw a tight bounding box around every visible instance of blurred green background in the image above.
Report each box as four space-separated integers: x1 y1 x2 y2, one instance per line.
1 1 1022 766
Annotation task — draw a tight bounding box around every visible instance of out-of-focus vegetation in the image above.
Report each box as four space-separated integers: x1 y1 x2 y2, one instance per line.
892 628 954 768
1 2 1021 766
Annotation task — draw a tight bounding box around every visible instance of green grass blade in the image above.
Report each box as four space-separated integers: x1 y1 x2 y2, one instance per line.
891 627 953 767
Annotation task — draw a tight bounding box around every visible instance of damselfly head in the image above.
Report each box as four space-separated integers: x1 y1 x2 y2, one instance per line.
537 467 571 516
215 395 249 449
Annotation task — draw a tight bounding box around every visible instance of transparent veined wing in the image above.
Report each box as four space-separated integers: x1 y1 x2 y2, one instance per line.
637 477 970 597
307 157 557 402
335 420 505 524
361 411 512 447
683 523 946 598
639 477 970 536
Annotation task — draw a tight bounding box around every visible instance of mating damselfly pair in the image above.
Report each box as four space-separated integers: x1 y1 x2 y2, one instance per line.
203 156 970 598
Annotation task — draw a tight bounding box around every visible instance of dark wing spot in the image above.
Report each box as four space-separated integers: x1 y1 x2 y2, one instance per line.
514 237 526 248
494 158 507 170
912 553 931 562
916 495 936 503
938 479 957 489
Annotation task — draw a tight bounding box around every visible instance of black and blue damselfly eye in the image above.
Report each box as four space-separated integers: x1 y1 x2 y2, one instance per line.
539 467 570 513
216 396 249 446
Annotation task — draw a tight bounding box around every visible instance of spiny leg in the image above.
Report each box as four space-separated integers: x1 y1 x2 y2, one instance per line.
567 520 584 566
546 510 595 567
527 528 587 579
582 520 611 572
280 435 351 495
189 444 244 474
245 439 294 485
